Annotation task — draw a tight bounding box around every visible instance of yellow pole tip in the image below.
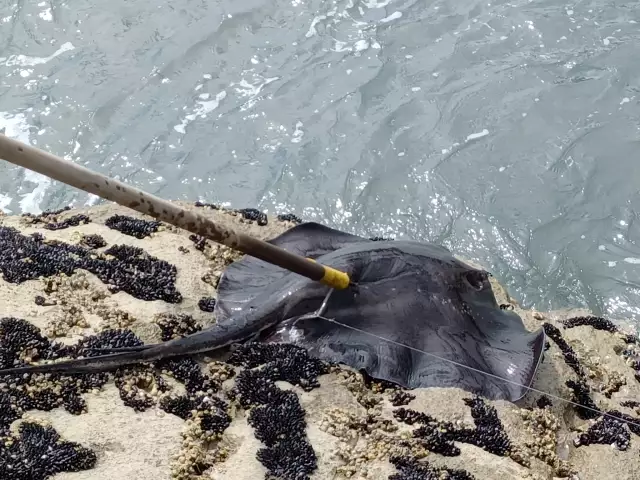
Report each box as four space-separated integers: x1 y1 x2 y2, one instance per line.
320 266 351 290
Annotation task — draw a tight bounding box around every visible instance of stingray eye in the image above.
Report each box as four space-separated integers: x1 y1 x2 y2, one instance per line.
463 271 486 291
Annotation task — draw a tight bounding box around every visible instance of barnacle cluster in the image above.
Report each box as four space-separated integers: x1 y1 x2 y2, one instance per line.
154 313 202 341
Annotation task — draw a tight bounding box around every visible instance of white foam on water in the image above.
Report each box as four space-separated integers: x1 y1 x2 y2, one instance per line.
362 0 392 7
2 42 74 67
0 193 12 213
354 39 369 51
0 112 51 214
233 77 279 98
466 129 489 141
173 91 226 134
306 15 327 38
232 76 279 112
84 194 100 206
620 97 630 105
39 8 52 21
380 11 402 23
291 121 304 143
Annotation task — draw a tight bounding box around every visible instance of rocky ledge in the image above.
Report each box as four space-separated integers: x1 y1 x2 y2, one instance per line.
0 201 638 480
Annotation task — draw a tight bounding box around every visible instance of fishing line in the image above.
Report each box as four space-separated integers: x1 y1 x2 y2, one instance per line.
314 312 640 432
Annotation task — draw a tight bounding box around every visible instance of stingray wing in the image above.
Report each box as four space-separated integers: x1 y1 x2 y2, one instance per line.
214 222 367 323
263 241 546 401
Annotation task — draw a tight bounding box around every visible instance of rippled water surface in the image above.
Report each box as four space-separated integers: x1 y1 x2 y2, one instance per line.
1 0 640 321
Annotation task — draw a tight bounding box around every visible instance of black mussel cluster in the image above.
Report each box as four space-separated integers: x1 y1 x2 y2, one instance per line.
237 208 267 226
389 390 415 407
228 343 329 480
536 396 553 409
189 234 207 251
547 320 640 451
277 213 302 224
0 226 181 303
43 214 91 231
543 323 599 419
194 201 219 209
0 321 148 479
394 396 512 457
198 297 216 313
105 214 161 239
0 422 97 480
563 315 637 344
389 456 475 480
81 233 107 249
574 410 640 451
22 207 91 231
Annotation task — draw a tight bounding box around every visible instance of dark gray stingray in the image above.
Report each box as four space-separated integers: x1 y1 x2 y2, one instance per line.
0 222 545 401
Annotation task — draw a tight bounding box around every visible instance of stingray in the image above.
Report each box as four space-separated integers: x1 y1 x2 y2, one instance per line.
0 222 546 401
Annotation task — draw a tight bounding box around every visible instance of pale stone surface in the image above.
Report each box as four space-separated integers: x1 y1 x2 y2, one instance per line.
0 202 637 480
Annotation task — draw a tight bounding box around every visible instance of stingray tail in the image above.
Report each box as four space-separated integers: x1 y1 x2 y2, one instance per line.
0 319 257 377
0 347 165 376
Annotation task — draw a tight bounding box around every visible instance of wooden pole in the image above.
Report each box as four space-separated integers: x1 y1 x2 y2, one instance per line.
0 134 351 290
